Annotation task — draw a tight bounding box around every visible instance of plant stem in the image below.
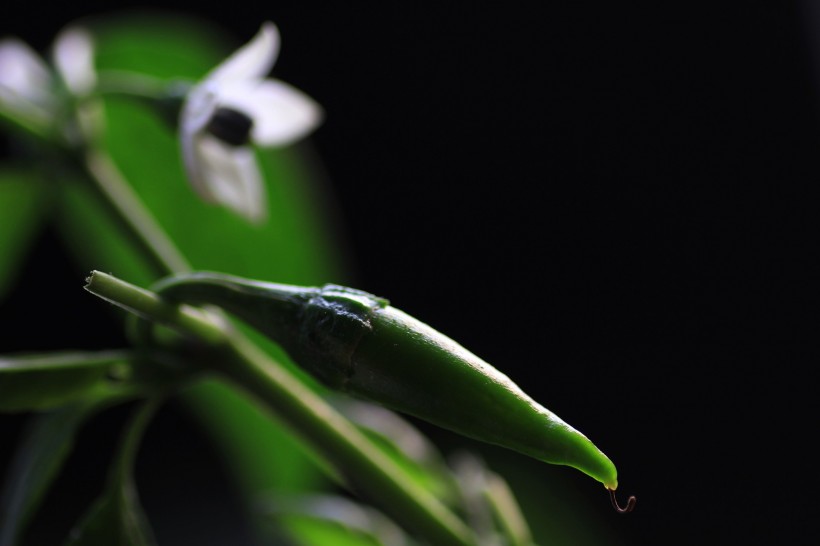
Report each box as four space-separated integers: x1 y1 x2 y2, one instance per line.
95 71 184 100
84 271 477 546
83 147 190 275
0 103 54 144
84 271 224 345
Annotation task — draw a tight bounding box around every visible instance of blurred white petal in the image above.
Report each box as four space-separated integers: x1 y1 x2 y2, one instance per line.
180 123 208 200
220 79 322 146
180 83 218 136
207 22 279 83
0 38 53 105
52 26 96 96
191 135 267 223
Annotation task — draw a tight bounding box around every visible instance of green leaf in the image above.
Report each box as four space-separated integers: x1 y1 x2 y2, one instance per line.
92 11 226 81
0 167 48 302
0 402 101 546
0 351 138 413
0 347 173 545
63 398 161 546
264 494 416 546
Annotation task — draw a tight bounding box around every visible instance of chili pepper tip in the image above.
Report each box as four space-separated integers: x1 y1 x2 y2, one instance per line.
608 488 636 514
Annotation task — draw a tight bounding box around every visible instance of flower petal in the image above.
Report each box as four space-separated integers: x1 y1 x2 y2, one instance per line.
0 38 52 102
219 79 323 146
0 38 55 127
206 22 279 83
180 121 210 200
180 82 219 137
52 26 96 96
187 134 267 223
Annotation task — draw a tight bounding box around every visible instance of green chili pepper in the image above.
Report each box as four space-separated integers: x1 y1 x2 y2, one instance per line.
151 272 621 492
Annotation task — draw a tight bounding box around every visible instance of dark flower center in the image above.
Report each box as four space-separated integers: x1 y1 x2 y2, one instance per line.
206 107 254 146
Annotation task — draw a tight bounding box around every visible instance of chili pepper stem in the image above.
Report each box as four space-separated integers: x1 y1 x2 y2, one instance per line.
608 489 636 514
84 271 227 346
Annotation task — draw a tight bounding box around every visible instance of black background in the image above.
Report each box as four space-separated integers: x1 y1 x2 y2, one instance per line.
2 2 819 545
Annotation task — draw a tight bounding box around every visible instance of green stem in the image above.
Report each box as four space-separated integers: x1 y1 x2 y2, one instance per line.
95 71 184 100
84 271 224 345
84 271 477 546
0 104 53 144
83 147 190 275
94 72 190 128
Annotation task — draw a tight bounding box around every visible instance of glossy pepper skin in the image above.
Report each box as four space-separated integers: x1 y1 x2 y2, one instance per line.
152 272 619 489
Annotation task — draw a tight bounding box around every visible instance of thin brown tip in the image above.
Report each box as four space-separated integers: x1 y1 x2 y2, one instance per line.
608 488 636 514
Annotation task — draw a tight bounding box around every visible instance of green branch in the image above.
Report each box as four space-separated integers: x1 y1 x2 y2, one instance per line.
83 148 190 276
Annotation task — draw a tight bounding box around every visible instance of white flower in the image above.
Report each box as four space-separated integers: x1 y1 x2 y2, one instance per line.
180 22 322 223
0 27 95 130
0 39 54 123
51 27 96 97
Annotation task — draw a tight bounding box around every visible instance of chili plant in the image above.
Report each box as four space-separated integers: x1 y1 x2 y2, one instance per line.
0 12 633 546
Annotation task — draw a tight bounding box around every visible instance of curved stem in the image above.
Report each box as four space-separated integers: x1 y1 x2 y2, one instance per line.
608 489 636 514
